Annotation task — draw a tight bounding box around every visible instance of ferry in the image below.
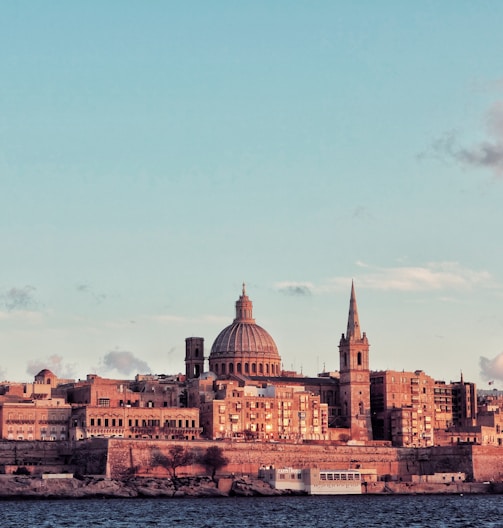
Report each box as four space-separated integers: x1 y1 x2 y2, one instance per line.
258 467 362 495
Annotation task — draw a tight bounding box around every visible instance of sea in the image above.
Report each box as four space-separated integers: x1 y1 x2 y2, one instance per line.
1 494 502 528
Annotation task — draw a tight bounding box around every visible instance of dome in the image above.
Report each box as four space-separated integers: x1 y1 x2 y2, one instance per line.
35 369 55 377
209 285 281 377
211 321 278 357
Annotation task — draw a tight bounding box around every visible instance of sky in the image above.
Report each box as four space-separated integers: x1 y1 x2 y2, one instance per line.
1 1 503 388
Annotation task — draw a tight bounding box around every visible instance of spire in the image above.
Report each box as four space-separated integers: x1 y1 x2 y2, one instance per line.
234 283 255 323
346 280 361 340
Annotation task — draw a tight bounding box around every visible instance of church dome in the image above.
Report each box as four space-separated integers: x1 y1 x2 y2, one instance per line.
209 285 281 377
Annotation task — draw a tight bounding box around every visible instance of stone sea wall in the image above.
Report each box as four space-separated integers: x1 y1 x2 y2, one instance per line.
1 439 503 485
106 439 477 482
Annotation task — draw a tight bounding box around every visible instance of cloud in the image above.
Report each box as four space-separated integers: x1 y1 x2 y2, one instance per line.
76 283 107 303
424 101 503 178
0 285 38 312
275 282 314 296
276 262 495 296
101 349 151 376
26 354 77 379
349 261 493 292
480 352 503 382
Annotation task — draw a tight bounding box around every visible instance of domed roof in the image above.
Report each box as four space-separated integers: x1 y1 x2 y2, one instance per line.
35 369 55 378
210 285 279 359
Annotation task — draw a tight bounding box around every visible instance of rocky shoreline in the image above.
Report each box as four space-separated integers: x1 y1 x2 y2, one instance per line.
0 475 291 499
0 475 500 499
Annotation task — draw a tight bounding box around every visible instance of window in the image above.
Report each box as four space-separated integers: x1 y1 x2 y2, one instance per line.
357 352 362 366
104 419 109 427
98 398 110 407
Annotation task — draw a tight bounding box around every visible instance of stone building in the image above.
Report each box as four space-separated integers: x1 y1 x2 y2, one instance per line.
199 379 328 441
69 405 201 440
370 370 436 446
65 373 186 409
0 398 71 441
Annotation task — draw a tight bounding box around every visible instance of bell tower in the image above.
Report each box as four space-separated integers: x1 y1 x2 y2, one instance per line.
339 282 373 442
185 337 204 380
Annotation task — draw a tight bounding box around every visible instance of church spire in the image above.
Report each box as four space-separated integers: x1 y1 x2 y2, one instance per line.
346 280 361 340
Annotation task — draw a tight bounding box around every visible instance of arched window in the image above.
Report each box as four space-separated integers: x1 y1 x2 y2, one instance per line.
221 363 226 375
359 401 364 414
214 364 218 375
357 352 362 366
265 364 269 374
245 363 249 373
229 363 234 374
237 363 242 373
252 363 256 374
195 348 199 357
259 363 263 374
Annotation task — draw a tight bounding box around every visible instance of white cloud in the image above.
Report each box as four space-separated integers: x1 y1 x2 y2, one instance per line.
351 261 493 292
480 352 503 382
27 354 77 379
276 262 495 296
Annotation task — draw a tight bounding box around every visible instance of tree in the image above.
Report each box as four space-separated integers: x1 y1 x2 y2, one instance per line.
151 445 193 479
199 446 229 481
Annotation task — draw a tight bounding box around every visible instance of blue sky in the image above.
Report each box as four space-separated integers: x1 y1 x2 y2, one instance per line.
1 1 503 387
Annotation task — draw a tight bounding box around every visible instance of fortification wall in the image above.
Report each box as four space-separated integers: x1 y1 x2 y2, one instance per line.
0 439 108 475
106 439 401 479
1 439 499 483
471 445 503 482
106 440 483 481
